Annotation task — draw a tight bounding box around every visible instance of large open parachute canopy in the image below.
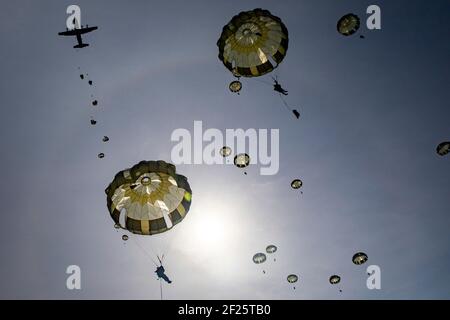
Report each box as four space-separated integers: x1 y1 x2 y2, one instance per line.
105 160 192 235
217 8 289 78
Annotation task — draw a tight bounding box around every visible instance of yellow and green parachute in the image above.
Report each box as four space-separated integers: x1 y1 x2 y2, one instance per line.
337 13 360 36
105 160 192 235
217 8 289 78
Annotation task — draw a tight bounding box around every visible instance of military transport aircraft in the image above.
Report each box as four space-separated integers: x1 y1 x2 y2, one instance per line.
58 25 98 48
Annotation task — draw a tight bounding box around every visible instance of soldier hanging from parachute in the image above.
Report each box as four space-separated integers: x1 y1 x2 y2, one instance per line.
217 8 300 119
105 160 192 294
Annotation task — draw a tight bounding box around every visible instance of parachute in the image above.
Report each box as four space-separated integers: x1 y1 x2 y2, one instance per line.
229 80 242 94
234 153 250 168
437 141 450 156
329 275 341 284
105 160 192 236
291 179 303 194
287 274 298 283
266 244 277 261
266 245 277 254
329 275 342 293
253 252 267 264
102 136 110 142
122 235 129 241
220 146 232 157
337 13 360 36
287 274 298 289
217 8 288 78
217 8 300 119
352 252 368 265
253 252 267 274
291 179 302 189
234 153 250 175
98 153 105 159
105 161 191 297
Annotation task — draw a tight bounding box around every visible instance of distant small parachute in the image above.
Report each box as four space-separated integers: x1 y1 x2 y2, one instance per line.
90 119 97 125
88 80 93 85
266 245 277 261
217 8 289 78
105 160 192 236
229 80 242 94
266 245 277 254
92 100 98 106
234 153 250 168
437 141 450 156
352 252 368 265
287 274 298 283
329 275 341 285
329 275 342 292
80 74 84 80
102 136 110 142
291 179 302 189
337 13 360 36
253 252 267 264
287 274 298 289
98 153 105 159
122 235 128 241
253 252 267 274
234 153 250 174
220 146 232 157
291 179 303 194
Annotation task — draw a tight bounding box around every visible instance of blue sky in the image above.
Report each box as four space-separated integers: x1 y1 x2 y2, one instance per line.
0 0 449 299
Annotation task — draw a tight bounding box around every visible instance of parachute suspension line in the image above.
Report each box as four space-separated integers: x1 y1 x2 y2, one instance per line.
157 254 166 266
130 236 158 267
279 94 300 119
138 236 160 261
156 221 184 263
279 94 293 112
253 78 273 86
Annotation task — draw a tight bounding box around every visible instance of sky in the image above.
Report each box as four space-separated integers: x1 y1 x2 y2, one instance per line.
0 0 449 299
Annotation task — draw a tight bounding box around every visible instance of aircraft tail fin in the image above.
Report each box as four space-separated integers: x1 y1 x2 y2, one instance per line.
74 43 89 49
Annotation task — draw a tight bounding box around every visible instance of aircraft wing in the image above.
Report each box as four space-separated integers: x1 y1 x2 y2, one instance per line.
58 26 98 36
58 29 79 36
78 26 98 34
